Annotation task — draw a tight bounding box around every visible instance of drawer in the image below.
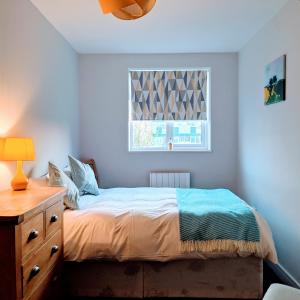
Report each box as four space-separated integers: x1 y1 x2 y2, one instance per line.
21 212 44 259
24 265 62 300
22 230 62 297
45 201 63 238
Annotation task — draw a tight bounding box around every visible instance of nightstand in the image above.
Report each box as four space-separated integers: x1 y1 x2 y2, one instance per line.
0 181 66 300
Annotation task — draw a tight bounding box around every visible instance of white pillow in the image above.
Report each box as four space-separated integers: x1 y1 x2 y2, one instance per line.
48 162 80 210
45 165 72 180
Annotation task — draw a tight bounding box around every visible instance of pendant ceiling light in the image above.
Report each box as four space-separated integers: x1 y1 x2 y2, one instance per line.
98 0 156 20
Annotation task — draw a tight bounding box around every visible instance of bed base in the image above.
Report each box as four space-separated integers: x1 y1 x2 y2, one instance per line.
63 257 263 299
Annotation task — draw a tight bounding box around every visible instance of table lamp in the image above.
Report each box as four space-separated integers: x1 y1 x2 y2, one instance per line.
0 138 35 191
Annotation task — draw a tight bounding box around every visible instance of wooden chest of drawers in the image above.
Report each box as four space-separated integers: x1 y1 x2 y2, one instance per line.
0 182 65 300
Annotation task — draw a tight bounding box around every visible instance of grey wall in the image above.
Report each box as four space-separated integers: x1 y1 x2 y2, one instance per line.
238 0 300 284
79 53 238 189
0 0 79 189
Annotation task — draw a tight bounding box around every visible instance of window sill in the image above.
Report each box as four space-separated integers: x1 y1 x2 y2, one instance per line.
129 148 212 153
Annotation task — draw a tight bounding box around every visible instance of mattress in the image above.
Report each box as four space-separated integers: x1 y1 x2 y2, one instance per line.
64 187 277 262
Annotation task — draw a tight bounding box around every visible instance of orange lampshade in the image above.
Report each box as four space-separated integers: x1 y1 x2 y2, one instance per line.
98 0 156 20
0 138 35 161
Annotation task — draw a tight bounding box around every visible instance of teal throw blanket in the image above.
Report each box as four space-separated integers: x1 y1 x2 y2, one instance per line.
176 189 260 242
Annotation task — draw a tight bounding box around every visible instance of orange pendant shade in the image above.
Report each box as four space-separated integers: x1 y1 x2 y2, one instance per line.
98 0 156 20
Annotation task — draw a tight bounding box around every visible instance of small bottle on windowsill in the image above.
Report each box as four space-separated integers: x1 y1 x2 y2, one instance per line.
168 138 173 151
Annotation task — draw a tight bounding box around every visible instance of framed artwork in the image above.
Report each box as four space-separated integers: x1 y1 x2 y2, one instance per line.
264 55 286 105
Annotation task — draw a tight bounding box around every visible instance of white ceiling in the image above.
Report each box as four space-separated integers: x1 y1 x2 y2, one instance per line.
30 0 289 54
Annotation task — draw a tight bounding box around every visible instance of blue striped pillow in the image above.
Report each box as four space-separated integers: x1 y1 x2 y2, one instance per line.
68 155 100 196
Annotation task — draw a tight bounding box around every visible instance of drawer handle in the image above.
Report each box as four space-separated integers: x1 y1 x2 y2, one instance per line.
50 214 58 223
28 229 39 241
51 245 59 255
30 265 40 279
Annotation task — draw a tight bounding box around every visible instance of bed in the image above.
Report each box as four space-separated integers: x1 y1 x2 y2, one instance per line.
63 186 277 298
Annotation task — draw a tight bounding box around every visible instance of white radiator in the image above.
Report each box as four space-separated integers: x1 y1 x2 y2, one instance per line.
150 172 190 188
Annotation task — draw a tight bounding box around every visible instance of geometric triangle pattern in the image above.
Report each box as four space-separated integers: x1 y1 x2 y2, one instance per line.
130 70 208 121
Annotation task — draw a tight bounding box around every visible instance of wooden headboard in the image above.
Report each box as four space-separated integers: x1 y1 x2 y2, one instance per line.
83 159 99 185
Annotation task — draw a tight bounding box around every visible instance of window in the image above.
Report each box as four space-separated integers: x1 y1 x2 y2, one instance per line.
129 69 211 152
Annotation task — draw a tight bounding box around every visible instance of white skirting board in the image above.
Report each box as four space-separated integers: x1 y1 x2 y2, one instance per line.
150 172 190 188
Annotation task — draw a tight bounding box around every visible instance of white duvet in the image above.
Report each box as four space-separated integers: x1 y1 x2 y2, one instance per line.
64 188 277 263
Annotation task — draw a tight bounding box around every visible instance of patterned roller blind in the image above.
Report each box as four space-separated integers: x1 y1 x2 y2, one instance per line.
130 70 208 121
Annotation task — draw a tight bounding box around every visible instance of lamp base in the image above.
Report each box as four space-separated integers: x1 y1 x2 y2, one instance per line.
11 161 29 191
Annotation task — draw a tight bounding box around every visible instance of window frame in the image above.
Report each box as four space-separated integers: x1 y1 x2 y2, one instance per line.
128 67 211 153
